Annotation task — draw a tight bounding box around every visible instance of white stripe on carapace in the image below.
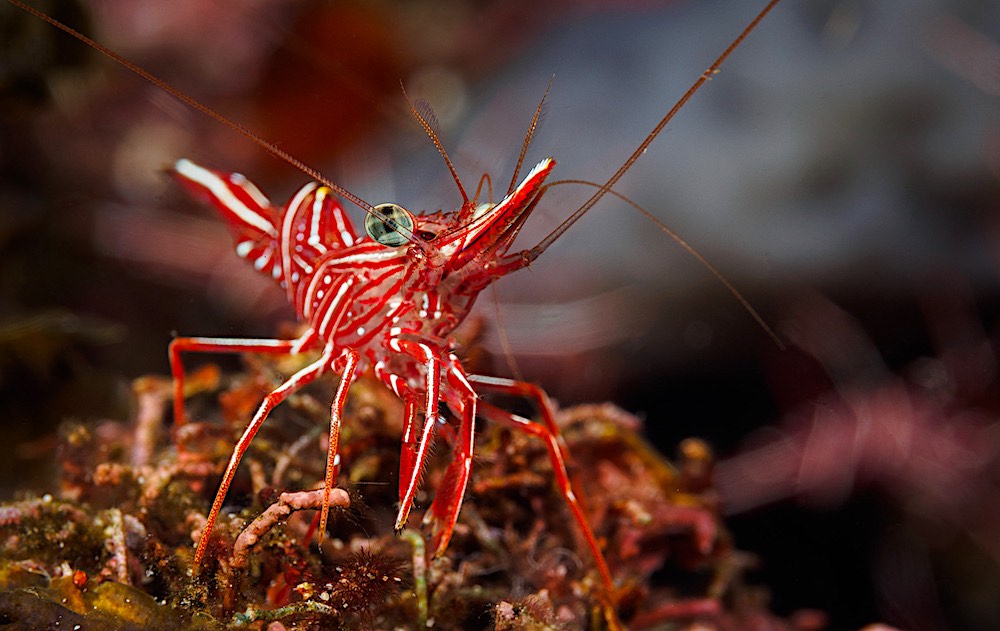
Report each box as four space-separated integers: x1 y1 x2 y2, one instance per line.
327 192 355 247
175 159 277 237
521 156 554 184
309 188 329 250
350 294 410 348
303 259 344 320
292 253 313 275
487 157 552 217
325 248 405 267
446 157 554 253
281 182 319 302
228 172 271 210
317 277 353 338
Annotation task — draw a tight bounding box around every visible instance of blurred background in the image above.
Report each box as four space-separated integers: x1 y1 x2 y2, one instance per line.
1 0 998 629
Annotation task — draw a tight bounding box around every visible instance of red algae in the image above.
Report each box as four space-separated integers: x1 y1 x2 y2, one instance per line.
0 352 812 629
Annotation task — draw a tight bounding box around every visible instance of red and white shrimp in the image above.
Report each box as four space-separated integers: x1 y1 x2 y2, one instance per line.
166 150 602 575
7 0 784 609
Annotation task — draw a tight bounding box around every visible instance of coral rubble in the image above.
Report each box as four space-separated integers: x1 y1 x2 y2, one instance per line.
1 353 799 629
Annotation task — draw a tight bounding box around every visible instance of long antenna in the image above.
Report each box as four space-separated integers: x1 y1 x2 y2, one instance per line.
506 78 553 196
7 0 377 214
400 85 470 206
526 0 783 262
550 180 784 348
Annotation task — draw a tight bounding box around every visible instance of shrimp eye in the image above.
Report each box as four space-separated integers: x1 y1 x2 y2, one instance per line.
365 203 415 247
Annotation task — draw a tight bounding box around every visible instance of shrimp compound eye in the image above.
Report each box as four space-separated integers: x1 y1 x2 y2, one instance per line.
365 203 415 247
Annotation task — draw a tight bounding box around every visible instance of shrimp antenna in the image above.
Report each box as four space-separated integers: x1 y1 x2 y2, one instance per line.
550 179 785 349
527 0 783 260
10 0 374 213
506 77 553 196
401 84 470 206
